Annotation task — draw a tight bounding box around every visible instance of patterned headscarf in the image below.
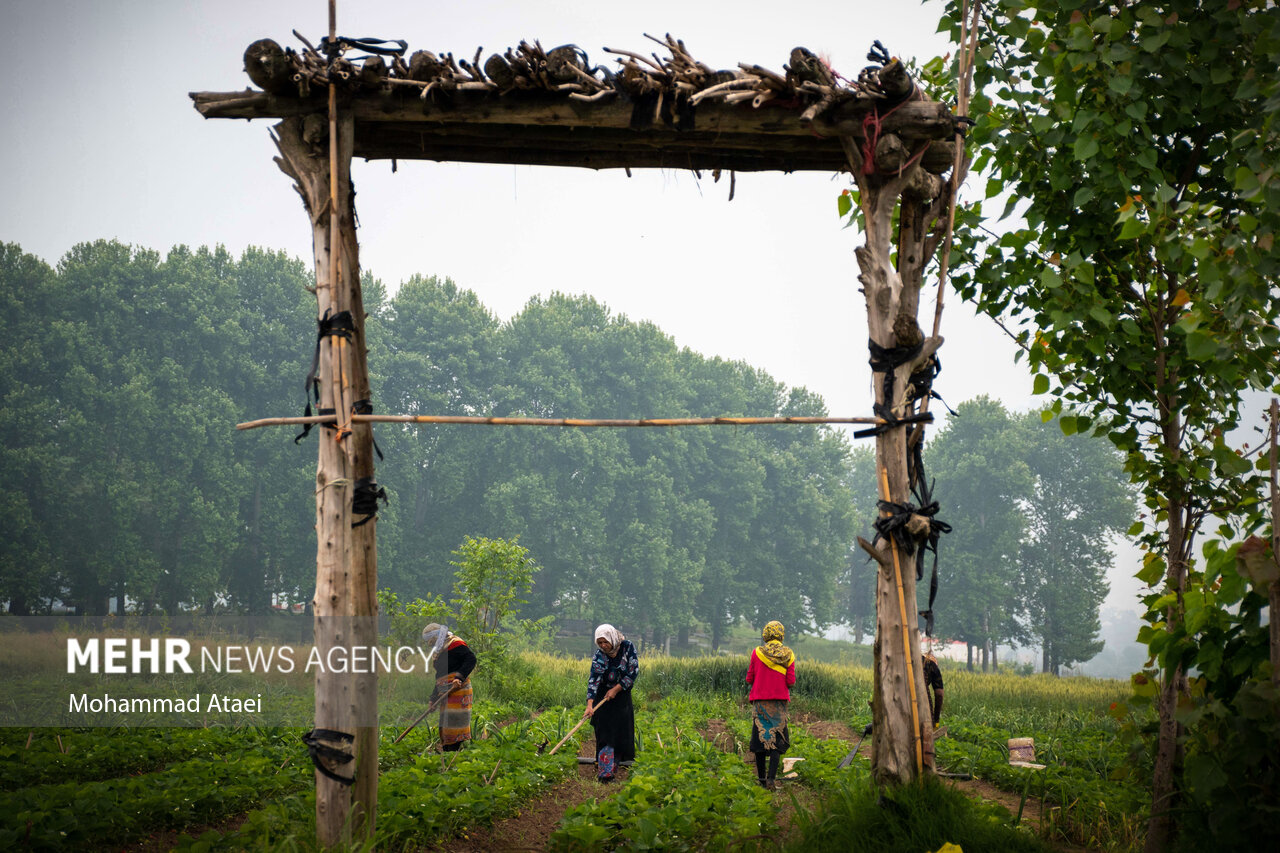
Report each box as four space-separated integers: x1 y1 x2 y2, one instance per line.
757 620 795 669
594 623 625 653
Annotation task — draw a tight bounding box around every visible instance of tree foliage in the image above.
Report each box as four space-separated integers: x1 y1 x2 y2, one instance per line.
1016 410 1133 674
926 397 1033 666
941 1 1280 847
0 246 857 647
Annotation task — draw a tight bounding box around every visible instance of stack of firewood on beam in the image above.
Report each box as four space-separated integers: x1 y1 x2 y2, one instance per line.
241 33 963 176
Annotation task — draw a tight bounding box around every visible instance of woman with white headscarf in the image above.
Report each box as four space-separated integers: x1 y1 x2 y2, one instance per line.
421 623 476 751
583 623 639 780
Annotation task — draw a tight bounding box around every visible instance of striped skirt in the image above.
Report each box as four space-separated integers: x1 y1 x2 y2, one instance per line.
439 680 473 747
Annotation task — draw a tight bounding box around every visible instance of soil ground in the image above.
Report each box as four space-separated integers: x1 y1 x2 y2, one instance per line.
426 732 629 853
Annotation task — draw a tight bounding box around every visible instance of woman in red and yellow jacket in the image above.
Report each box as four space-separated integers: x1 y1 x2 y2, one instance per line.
745 620 796 789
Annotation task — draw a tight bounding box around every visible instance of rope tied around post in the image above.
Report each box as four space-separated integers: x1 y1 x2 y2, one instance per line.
351 477 387 528
302 728 356 785
296 309 356 443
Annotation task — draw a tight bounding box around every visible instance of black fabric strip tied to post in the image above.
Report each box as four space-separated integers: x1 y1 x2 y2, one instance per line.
318 35 408 60
856 334 952 637
302 728 355 785
294 408 336 444
352 399 384 461
870 493 950 637
908 441 950 637
352 477 387 528
907 354 956 418
853 338 934 439
295 309 356 444
853 410 933 440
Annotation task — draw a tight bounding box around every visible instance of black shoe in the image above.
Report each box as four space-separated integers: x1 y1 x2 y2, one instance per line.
757 777 769 789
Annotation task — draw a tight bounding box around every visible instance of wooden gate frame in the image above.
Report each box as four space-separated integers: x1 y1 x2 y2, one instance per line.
192 14 974 846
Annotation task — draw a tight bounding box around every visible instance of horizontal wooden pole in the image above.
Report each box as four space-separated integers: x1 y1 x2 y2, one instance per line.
236 413 899 431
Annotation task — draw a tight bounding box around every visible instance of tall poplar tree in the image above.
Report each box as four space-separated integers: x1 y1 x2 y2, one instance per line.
1016 411 1132 674
943 2 1280 847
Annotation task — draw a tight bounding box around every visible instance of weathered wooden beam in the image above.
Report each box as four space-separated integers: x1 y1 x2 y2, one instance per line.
351 125 845 172
193 88 951 136
191 89 956 174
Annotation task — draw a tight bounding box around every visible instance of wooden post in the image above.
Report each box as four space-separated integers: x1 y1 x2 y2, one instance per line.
272 101 379 847
842 125 944 785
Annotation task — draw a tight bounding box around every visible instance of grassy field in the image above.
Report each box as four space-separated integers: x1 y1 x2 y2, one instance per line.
0 633 1146 851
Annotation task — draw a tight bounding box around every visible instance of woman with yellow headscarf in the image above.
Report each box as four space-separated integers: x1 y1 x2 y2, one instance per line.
745 620 795 789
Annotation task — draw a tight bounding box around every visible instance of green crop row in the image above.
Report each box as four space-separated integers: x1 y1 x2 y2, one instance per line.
177 709 579 851
548 694 864 852
0 697 525 851
0 726 288 791
0 730 306 850
936 719 1147 851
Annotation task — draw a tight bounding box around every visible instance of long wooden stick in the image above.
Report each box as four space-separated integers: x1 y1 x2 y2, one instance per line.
548 695 610 756
930 0 981 342
880 465 923 775
236 414 901 431
391 686 454 745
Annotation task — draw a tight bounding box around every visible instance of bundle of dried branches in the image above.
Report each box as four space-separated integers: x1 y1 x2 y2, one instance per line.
243 31 946 138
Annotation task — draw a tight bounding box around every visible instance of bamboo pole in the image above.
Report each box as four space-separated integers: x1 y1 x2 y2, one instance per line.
928 0 980 342
879 465 924 775
236 414 902 430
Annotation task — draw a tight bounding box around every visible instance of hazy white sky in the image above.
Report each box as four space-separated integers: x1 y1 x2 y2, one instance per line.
3 0 1032 422
6 2 1158 628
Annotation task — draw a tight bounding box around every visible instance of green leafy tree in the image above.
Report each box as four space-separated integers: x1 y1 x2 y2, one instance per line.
742 389 857 635
40 241 246 617
0 244 63 613
223 248 318 623
683 355 775 649
841 444 882 644
942 1 1280 847
926 397 1033 669
447 536 552 668
1016 411 1133 674
373 274 499 597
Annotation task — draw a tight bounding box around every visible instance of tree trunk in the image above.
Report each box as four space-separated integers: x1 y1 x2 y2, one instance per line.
852 150 941 787
981 612 990 673
1152 394 1187 850
1270 399 1278 689
273 103 379 848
